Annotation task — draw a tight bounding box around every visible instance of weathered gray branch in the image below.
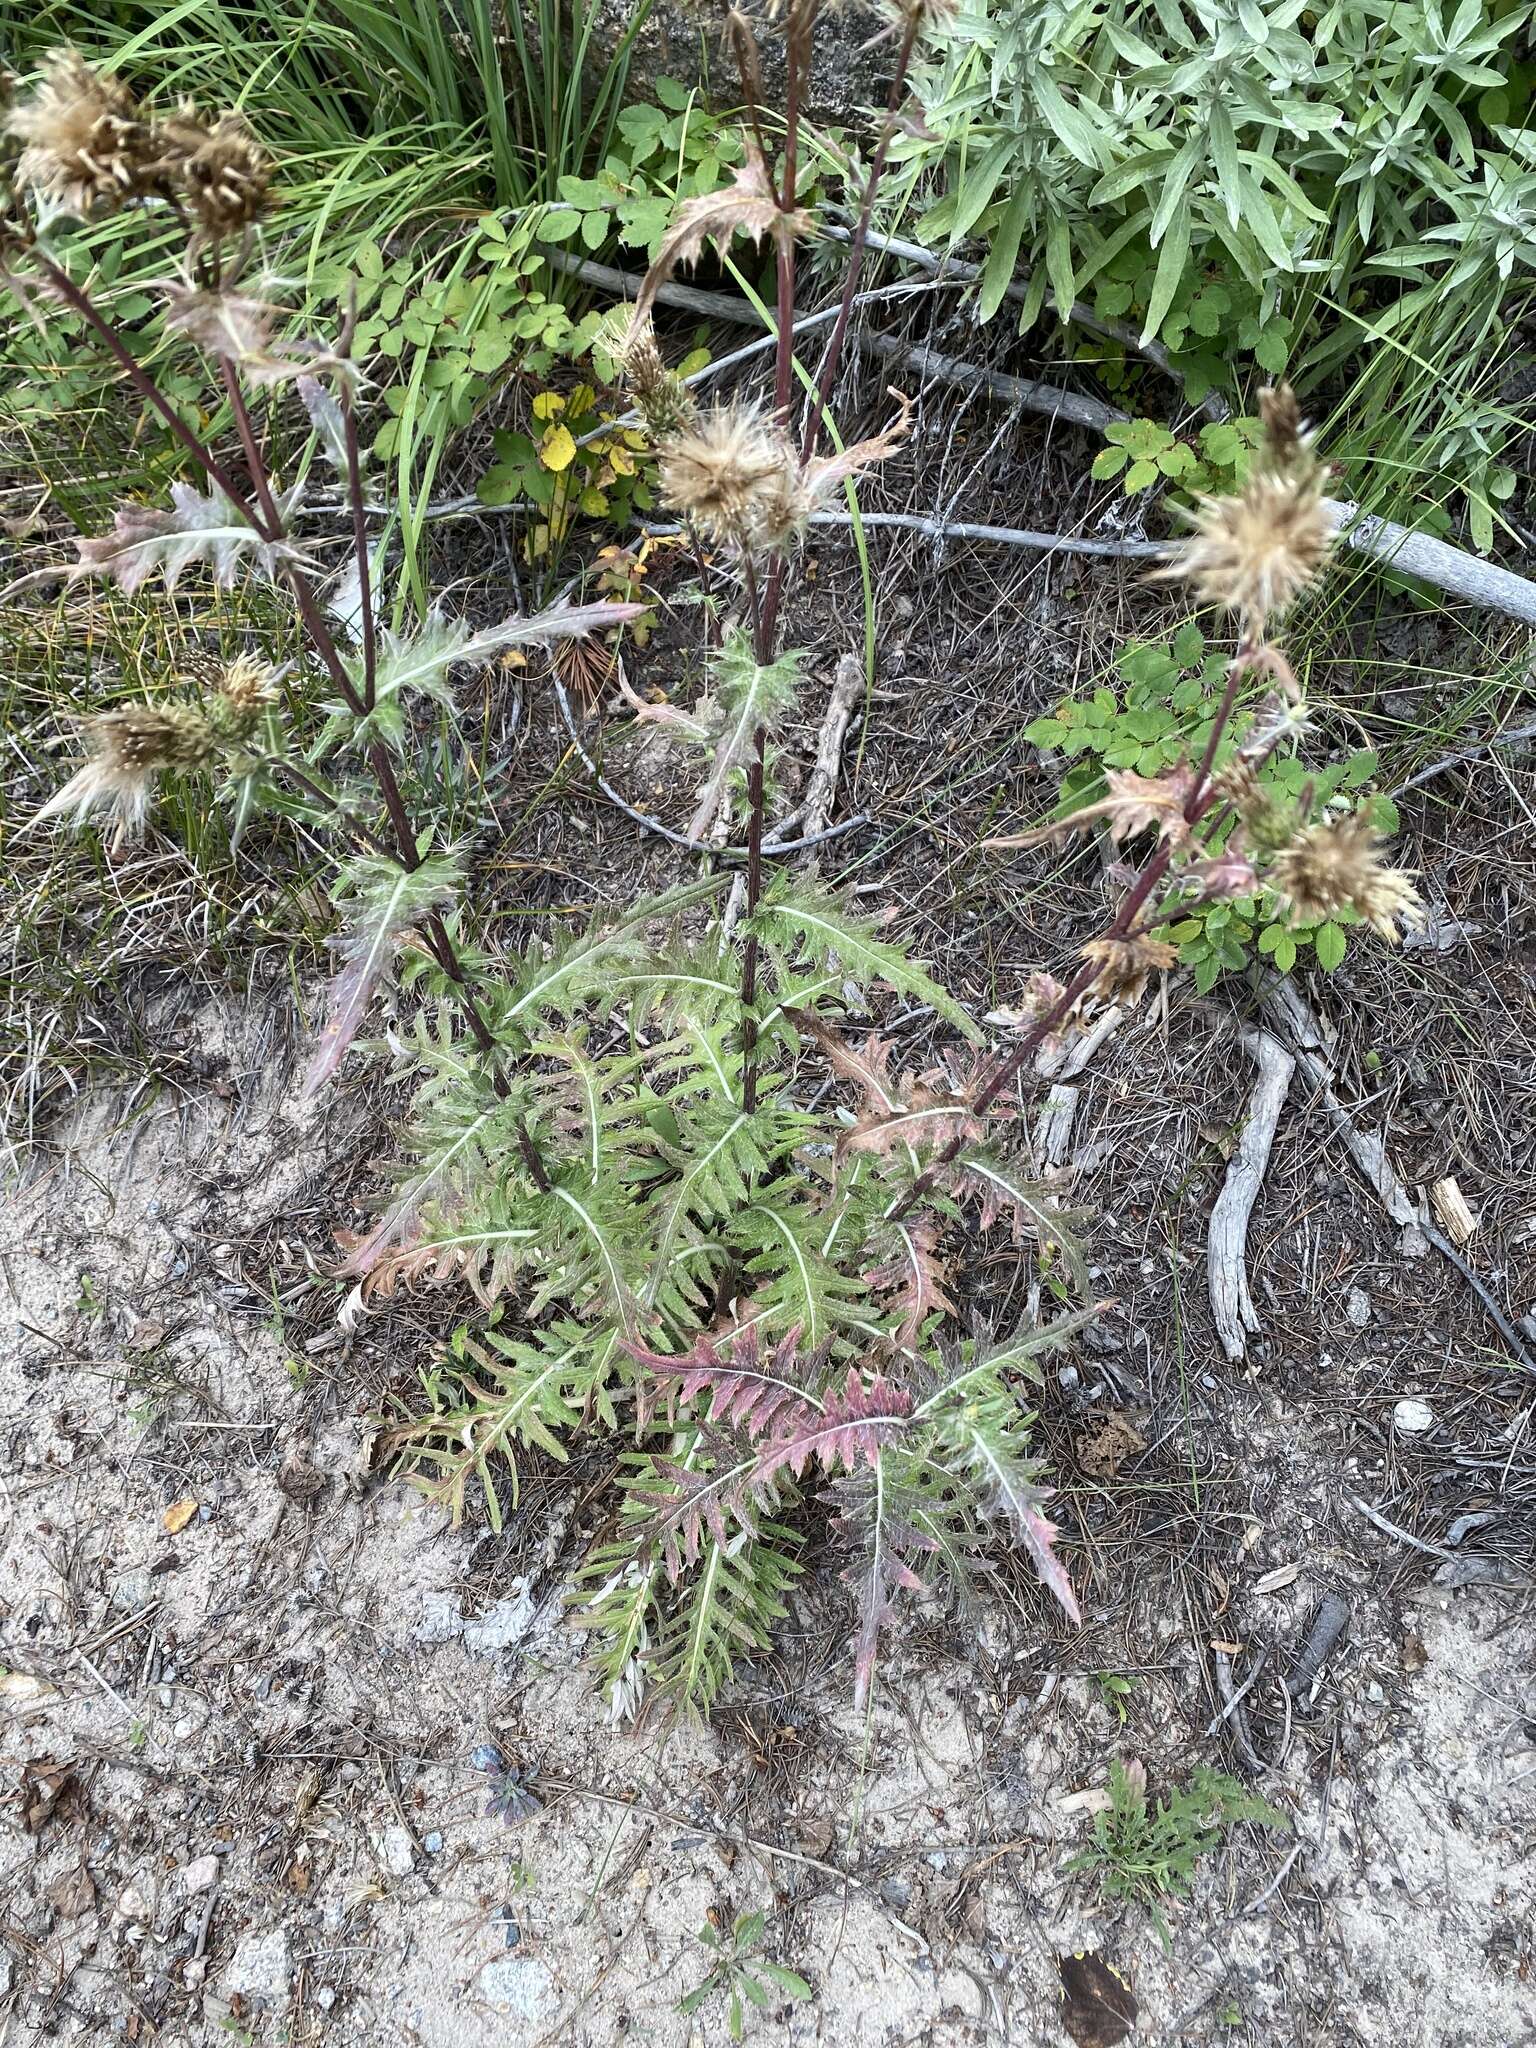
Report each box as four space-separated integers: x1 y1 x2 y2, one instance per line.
548 249 1536 628
1208 1024 1295 1361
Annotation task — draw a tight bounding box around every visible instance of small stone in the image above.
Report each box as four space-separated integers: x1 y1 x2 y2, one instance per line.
182 1856 220 1895
378 1825 414 1878
1345 1287 1371 1328
174 1716 198 1740
226 1928 292 2005
477 1955 558 2023
315 1987 337 2012
423 1832 443 1855
117 1879 156 1924
1393 1398 1435 1435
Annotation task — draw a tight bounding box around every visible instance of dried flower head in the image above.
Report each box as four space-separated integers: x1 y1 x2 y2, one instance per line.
1211 758 1292 849
1257 381 1307 473
1156 467 1332 631
618 313 697 439
32 702 217 850
158 108 270 234
6 50 157 216
204 653 277 743
658 400 804 553
1268 812 1426 940
1079 932 1178 1008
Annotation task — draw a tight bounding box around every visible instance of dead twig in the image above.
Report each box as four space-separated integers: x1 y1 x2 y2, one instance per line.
1207 1024 1295 1361
539 248 1123 434
822 217 1230 422
799 652 864 872
550 673 869 858
1389 715 1536 798
1286 1594 1351 1700
646 509 1168 557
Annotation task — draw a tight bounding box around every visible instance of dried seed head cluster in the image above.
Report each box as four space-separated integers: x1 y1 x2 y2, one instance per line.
3 53 271 236
1268 811 1425 940
658 400 806 553
1155 382 1332 633
33 701 218 850
5 49 157 215
619 314 698 440
1079 932 1178 1008
204 653 278 743
657 388 912 558
157 108 270 235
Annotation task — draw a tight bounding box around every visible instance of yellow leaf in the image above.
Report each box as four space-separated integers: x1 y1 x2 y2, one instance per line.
162 1498 199 1533
579 486 610 517
608 446 637 478
531 390 565 420
541 424 578 472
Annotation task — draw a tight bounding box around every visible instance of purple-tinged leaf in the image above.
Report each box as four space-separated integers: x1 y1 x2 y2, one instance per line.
962 1427 1080 1624
303 854 461 1101
335 1103 500 1278
832 1473 939 1709
628 1450 777 1580
781 1008 902 1112
864 1218 956 1353
74 482 305 594
759 1369 913 1482
623 1322 818 1438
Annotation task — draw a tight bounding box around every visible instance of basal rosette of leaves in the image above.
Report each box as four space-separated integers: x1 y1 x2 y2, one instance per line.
1026 624 1400 988
366 726 1096 1721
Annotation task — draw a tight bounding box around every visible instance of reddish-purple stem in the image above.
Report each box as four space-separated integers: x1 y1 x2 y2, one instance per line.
887 651 1259 1223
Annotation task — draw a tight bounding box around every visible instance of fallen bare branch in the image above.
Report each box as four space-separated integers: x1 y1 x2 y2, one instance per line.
823 217 1229 423
799 651 864 871
1208 1024 1295 1362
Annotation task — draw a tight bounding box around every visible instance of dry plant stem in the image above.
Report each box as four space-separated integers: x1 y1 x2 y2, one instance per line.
799 8 921 470
36 253 259 521
889 647 1257 1224
738 550 771 1114
33 265 526 1130
206 350 522 1108
342 394 378 710
760 6 919 651
773 3 808 425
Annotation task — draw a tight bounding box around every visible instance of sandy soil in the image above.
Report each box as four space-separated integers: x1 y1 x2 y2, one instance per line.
2 982 1532 2048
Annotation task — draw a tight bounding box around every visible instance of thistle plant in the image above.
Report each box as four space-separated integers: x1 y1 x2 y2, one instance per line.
4 21 1428 1726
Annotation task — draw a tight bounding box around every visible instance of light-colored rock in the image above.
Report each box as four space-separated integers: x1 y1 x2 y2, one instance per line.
1345 1287 1372 1328
377 1825 415 1878
117 1879 156 1924
1393 1398 1435 1435
477 1954 559 2024
182 1855 220 1895
463 1583 536 1657
226 1927 292 2005
413 1589 464 1645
